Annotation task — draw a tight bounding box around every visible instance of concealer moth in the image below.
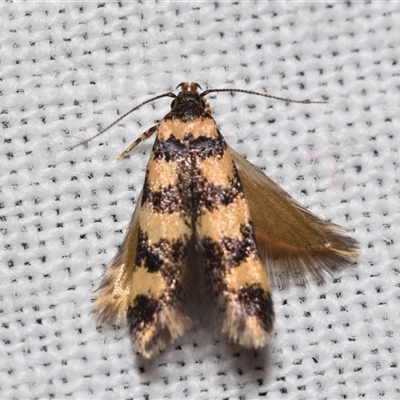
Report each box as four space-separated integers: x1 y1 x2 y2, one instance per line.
70 82 359 358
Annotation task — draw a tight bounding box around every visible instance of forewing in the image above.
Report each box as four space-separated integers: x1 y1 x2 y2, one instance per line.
195 137 275 350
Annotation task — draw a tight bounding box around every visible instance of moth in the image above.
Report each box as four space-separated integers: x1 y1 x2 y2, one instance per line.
71 82 359 358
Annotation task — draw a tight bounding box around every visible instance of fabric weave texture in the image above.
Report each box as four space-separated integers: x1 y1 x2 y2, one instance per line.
0 2 399 399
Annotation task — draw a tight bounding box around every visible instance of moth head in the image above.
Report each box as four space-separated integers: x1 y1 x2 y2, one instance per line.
176 82 202 93
170 82 211 114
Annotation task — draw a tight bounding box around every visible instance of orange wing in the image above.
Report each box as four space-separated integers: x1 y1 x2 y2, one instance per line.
229 147 360 288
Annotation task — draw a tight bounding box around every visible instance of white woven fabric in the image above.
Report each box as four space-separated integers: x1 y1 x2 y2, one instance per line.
1 2 399 399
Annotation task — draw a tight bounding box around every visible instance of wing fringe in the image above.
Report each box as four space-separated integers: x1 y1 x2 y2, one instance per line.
229 147 360 288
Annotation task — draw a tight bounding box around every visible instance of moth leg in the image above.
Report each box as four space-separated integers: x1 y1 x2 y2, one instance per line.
117 125 158 159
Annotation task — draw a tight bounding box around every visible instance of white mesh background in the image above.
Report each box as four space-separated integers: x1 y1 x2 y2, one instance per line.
1 2 399 399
